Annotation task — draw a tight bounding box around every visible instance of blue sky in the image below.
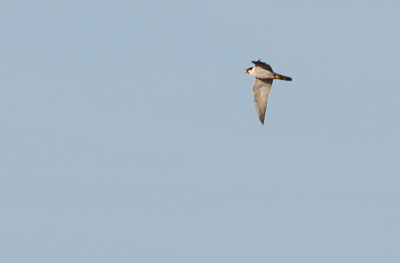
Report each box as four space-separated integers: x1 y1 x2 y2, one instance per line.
1 1 399 262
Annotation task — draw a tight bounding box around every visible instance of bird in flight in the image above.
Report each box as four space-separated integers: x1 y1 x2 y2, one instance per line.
245 59 292 124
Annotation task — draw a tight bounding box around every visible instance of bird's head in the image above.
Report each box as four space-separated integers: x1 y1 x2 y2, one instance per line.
245 67 253 74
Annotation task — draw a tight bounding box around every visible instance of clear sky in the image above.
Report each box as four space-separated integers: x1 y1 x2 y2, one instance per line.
1 1 399 262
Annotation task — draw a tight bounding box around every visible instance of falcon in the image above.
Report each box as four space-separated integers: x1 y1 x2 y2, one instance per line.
245 59 292 124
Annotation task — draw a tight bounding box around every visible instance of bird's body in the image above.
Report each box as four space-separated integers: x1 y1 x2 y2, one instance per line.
245 60 292 124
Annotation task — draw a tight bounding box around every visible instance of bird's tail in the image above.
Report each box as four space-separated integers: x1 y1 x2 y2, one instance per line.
274 73 292 81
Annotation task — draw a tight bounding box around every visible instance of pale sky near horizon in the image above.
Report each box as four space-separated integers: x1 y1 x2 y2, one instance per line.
1 1 399 262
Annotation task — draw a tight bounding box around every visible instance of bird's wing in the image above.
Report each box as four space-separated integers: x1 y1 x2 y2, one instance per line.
252 60 273 72
253 78 273 124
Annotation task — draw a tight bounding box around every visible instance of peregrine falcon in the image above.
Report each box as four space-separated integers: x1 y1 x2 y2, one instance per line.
245 59 292 124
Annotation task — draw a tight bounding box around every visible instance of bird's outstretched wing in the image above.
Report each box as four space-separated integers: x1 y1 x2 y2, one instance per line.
252 60 273 72
253 78 273 124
